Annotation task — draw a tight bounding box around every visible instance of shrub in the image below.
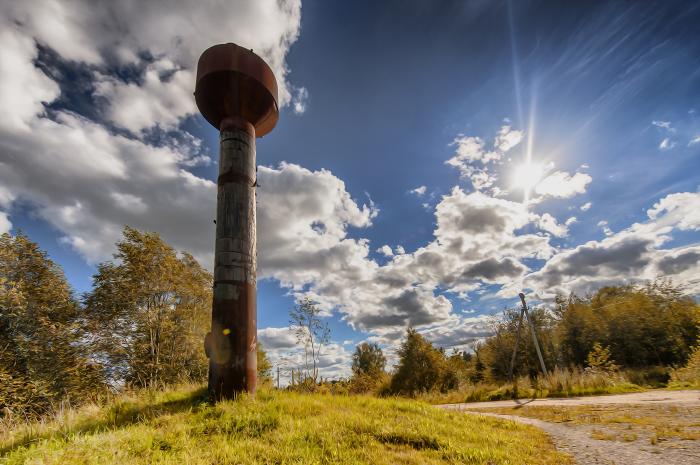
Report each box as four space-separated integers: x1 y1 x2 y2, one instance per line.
669 336 700 388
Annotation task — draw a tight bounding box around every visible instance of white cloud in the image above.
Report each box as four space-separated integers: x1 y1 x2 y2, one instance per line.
597 220 613 236
292 86 309 115
447 136 498 165
94 61 196 133
377 245 394 257
445 125 527 196
258 327 353 383
0 212 11 234
689 136 700 146
525 191 700 299
534 171 592 199
659 137 675 150
565 216 578 226
2 0 303 133
537 213 569 237
493 125 524 152
652 120 673 131
580 202 592 211
395 245 406 255
0 24 60 131
0 1 303 261
411 185 427 196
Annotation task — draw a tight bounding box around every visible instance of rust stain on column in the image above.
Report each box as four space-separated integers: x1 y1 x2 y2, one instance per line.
195 43 279 400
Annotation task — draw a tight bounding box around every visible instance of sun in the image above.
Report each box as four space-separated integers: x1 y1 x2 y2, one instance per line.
511 160 546 199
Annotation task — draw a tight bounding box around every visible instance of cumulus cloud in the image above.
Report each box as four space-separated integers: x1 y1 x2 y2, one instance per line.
0 24 60 131
534 171 592 199
0 1 303 263
493 125 524 152
537 213 569 237
580 202 592 211
2 0 303 134
446 125 523 193
94 60 196 133
259 327 353 383
525 191 700 298
377 245 394 257
0 212 11 234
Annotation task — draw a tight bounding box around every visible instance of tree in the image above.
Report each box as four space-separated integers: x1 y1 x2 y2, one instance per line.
479 306 558 381
349 342 387 393
351 342 386 377
84 227 211 388
289 297 330 383
558 282 699 368
585 342 618 374
389 328 453 395
0 233 103 417
257 342 273 387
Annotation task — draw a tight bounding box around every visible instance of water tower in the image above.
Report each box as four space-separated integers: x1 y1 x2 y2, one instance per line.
195 43 279 399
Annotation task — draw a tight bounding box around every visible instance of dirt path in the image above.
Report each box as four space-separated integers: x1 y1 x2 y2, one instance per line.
439 390 700 465
439 389 700 410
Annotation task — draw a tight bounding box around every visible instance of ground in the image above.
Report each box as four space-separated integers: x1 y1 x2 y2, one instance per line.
0 385 571 465
441 390 700 465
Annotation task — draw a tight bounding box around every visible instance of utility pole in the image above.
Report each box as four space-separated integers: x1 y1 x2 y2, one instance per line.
196 43 279 400
508 292 549 380
277 366 280 390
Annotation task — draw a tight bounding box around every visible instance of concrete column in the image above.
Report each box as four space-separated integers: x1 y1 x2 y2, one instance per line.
206 122 257 399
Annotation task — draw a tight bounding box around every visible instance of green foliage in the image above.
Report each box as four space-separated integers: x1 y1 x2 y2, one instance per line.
0 384 571 465
479 307 559 382
350 342 388 393
83 226 211 388
585 342 618 374
0 233 104 418
669 335 700 388
389 328 457 395
352 342 386 376
256 343 273 387
558 282 699 368
471 282 698 386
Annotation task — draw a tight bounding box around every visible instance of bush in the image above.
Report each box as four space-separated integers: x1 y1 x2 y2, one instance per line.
669 336 700 388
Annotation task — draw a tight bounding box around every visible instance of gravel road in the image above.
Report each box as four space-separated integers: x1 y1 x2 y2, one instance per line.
439 390 700 465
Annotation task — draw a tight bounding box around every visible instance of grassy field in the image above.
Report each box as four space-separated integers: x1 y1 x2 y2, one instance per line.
0 385 572 465
476 403 700 445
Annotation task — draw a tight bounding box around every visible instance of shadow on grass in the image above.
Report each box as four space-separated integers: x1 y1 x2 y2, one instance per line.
1 387 209 455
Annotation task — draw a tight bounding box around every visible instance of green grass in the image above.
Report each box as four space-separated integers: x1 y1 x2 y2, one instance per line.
0 384 572 464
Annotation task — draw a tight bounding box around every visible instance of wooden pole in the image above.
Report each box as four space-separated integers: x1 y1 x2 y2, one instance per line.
519 293 548 377
508 306 525 380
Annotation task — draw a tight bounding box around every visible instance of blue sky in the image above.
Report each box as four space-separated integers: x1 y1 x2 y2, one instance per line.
1 0 699 380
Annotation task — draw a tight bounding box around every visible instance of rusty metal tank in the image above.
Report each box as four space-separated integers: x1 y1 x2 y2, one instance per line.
195 43 279 400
